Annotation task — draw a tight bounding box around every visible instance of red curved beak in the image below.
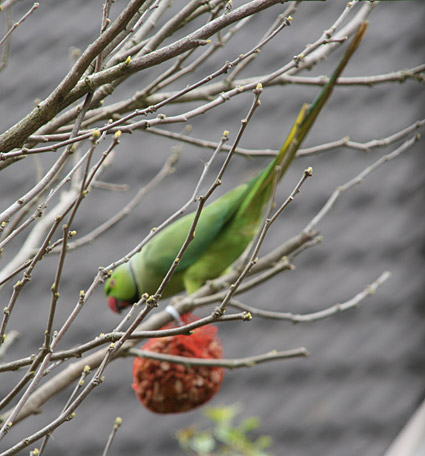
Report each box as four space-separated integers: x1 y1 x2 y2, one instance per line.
108 297 120 313
108 297 131 314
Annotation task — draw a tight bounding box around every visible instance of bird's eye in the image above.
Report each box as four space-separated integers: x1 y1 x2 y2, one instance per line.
109 278 117 288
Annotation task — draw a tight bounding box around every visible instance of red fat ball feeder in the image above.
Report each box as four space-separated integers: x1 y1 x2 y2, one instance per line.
132 313 225 414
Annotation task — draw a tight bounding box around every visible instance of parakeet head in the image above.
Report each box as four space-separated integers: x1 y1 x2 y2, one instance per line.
104 263 139 313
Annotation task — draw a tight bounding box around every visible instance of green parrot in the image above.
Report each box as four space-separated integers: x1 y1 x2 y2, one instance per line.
105 22 368 313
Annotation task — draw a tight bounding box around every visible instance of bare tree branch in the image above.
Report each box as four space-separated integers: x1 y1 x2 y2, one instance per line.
229 271 391 323
127 346 309 368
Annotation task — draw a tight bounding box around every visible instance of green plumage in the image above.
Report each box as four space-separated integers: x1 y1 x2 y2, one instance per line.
105 23 368 311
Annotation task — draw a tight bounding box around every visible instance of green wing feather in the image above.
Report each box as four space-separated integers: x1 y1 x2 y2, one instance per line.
138 183 252 275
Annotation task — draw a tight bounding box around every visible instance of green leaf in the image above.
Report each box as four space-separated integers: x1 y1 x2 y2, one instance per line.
239 416 261 432
189 432 216 454
216 426 241 444
255 435 273 450
176 427 197 448
204 404 240 424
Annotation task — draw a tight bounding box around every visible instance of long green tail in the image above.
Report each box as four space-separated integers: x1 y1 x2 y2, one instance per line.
241 21 369 213
296 20 369 148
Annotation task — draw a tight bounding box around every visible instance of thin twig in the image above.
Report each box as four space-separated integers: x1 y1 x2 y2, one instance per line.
0 2 39 48
150 85 263 303
50 148 180 253
102 417 123 456
0 7 13 73
6 12 290 158
0 135 121 438
0 144 102 284
214 167 313 316
51 1 375 134
227 2 298 81
127 346 309 367
0 312 251 372
229 271 391 323
305 134 420 232
37 365 91 456
192 259 294 307
142 118 425 158
0 0 151 153
2 3 376 159
0 331 19 361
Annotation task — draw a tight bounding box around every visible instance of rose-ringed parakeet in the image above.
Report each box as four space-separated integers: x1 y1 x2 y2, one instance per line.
105 23 368 313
